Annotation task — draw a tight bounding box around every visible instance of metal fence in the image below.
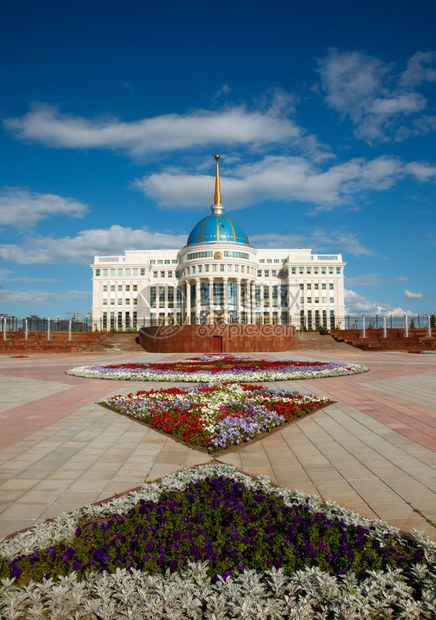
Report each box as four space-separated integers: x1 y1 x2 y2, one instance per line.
1 313 435 335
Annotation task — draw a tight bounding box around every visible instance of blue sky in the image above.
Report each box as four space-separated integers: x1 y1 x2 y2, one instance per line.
1 0 435 320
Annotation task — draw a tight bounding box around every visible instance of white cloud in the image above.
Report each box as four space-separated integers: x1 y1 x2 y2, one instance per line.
345 289 410 315
404 289 423 299
345 274 382 286
0 187 88 227
318 49 434 143
397 275 409 282
251 229 373 257
400 51 436 87
0 288 89 305
136 154 405 210
404 161 436 181
0 225 186 265
3 103 302 156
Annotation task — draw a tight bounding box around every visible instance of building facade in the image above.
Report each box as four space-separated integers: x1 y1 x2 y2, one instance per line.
91 156 346 331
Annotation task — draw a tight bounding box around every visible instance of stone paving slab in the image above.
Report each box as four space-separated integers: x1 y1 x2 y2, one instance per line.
0 349 435 541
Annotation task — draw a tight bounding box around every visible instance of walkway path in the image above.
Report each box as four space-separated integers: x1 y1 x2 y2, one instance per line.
0 349 435 541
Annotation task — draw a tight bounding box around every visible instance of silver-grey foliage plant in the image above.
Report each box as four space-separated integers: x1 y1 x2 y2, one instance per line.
0 464 435 619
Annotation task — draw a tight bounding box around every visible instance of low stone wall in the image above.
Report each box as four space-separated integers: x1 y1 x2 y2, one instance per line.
138 323 295 353
329 328 436 351
0 332 109 355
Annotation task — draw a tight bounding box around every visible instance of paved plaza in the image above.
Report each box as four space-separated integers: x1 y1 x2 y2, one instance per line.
0 348 435 541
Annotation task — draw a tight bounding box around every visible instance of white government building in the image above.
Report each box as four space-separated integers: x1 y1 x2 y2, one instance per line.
91 156 346 331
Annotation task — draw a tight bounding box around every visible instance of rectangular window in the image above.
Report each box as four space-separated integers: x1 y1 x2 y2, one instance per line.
157 260 163 264
126 298 130 304
259 259 265 263
150 260 156 264
111 285 115 291
213 282 224 305
95 269 101 276
118 285 122 291
307 297 312 303
133 298 137 305
299 267 304 274
125 269 130 276
257 270 262 277
314 283 319 290
160 270 165 277
291 267 296 274
322 283 326 290
159 286 165 308
168 270 173 277
263 286 270 307
133 269 138 276
330 297 334 303
110 269 115 276
150 286 156 308
103 299 107 305
140 268 145 276
306 268 311 274
213 264 217 272
175 271 180 278
272 270 276 276
281 284 288 308
220 264 225 272
329 267 333 274
205 265 209 272
307 283 311 290
314 267 319 274
110 299 115 305
321 268 326 274
164 259 170 264
266 259 272 263
329 283 334 290
274 258 280 263
133 284 137 291
241 265 245 273
172 259 178 264
336 267 341 274
264 270 269 277
167 286 174 308
153 271 158 277
125 285 130 291
103 269 108 276
278 270 284 277
322 297 326 304
103 285 107 292
272 285 278 307
299 283 304 290
235 265 239 272
228 264 232 272
118 299 122 305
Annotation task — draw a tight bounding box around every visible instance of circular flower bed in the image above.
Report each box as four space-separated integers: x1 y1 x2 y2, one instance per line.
67 354 368 382
102 383 332 452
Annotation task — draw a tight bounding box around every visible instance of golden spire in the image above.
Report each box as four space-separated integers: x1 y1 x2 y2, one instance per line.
214 154 221 205
211 154 225 215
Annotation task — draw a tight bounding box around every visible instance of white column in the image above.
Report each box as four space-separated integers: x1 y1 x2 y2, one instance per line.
362 315 366 338
383 316 387 338
164 283 169 323
223 278 228 323
208 278 214 323
47 317 51 341
260 283 264 324
236 278 241 323
269 283 273 324
25 319 28 341
246 280 251 323
186 281 191 324
405 314 409 338
195 278 200 322
428 315 432 337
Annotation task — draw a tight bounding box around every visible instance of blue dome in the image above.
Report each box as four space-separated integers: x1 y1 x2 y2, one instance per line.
187 213 250 246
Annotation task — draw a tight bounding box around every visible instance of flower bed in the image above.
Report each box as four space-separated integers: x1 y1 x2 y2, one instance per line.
0 465 435 619
102 383 332 452
67 354 368 382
